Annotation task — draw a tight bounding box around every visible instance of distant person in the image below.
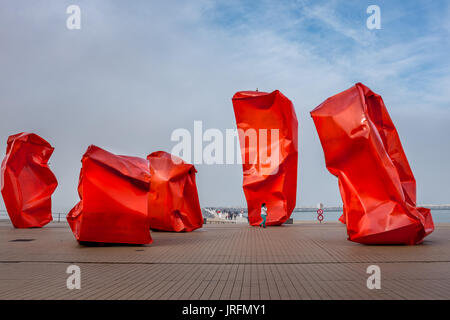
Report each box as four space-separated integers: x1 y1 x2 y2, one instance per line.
260 203 267 228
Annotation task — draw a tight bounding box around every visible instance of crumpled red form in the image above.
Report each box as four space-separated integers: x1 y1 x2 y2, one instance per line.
311 83 434 244
147 151 203 232
232 90 298 226
67 145 152 244
1 133 58 228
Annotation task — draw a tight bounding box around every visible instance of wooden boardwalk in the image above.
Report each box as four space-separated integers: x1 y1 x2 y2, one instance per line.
0 221 449 300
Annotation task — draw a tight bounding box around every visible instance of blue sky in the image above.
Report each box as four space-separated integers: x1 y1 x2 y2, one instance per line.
204 0 450 101
0 0 449 209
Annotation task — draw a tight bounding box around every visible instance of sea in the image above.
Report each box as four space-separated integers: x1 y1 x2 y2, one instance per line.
291 209 450 223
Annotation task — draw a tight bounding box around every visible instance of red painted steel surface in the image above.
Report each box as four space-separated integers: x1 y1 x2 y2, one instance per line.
232 90 298 226
67 145 152 244
311 83 434 244
147 151 203 232
1 133 57 228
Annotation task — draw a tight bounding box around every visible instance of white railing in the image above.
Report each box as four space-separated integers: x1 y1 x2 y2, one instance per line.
0 211 67 222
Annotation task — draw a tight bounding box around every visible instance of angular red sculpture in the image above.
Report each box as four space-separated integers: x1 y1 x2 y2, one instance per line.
1 133 58 228
232 90 298 226
147 151 203 232
67 145 152 244
311 83 434 244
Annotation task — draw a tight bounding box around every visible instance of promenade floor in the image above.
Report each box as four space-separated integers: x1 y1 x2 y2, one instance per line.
0 221 449 300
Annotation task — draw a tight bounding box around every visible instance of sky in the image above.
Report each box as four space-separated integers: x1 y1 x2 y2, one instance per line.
0 0 449 211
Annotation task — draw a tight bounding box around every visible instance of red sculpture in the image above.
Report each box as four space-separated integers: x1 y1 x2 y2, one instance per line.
147 151 203 232
67 145 152 244
232 90 298 226
311 83 434 244
1 133 58 228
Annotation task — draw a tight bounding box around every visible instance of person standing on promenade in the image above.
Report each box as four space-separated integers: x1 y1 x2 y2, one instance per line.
260 203 267 228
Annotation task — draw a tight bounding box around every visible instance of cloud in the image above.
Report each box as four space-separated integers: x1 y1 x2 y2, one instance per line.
0 0 449 211
298 1 375 45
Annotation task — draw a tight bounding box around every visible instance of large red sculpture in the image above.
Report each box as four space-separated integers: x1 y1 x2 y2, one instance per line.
232 90 298 226
67 145 152 244
311 83 434 244
1 133 57 228
147 151 203 232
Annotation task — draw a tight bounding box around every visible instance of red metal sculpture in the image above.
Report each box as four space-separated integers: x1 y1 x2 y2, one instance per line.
311 83 434 244
147 151 203 232
232 90 298 226
1 133 58 228
67 145 152 244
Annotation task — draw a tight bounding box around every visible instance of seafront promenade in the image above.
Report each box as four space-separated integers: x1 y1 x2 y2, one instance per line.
0 221 449 300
